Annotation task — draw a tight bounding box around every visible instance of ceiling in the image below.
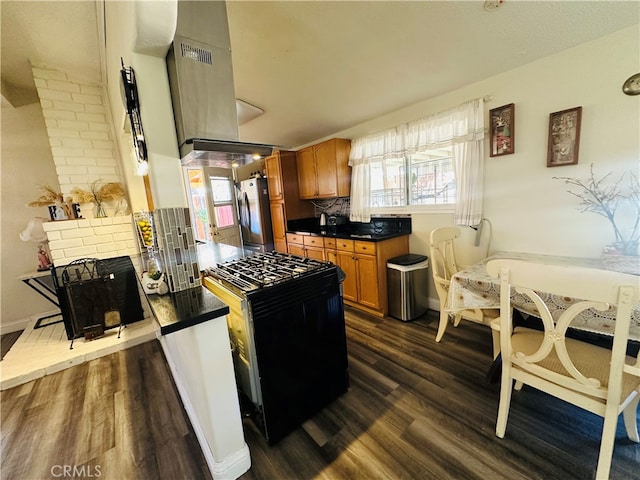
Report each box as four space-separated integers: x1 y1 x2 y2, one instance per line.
2 1 638 149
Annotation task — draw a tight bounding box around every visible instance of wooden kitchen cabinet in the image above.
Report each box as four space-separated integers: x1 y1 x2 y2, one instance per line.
286 233 324 260
264 150 314 253
353 253 379 309
287 243 305 257
332 235 410 317
303 235 325 261
336 251 357 302
296 138 351 199
269 202 287 252
265 154 284 201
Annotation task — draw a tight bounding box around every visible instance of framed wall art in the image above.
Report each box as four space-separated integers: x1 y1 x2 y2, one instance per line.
489 103 514 157
547 106 582 167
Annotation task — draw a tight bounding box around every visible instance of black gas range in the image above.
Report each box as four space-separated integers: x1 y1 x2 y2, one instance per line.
203 251 334 295
202 251 349 445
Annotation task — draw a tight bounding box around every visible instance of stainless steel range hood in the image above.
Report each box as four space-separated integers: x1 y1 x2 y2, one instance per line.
166 1 274 167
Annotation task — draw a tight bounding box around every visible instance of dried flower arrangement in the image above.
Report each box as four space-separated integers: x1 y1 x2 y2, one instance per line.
71 180 126 217
554 164 640 256
28 185 75 219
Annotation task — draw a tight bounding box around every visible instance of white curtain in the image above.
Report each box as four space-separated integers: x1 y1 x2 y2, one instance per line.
349 162 371 222
453 140 484 226
348 97 485 225
349 128 401 222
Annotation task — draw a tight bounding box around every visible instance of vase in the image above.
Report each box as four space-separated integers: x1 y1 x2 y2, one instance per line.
95 202 106 218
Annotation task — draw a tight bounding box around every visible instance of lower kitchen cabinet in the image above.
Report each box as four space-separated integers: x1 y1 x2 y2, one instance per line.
287 242 305 257
335 251 357 302
288 233 409 316
332 236 409 317
354 253 379 309
286 232 325 260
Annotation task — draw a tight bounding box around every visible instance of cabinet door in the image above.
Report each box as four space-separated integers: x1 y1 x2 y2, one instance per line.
314 141 338 197
325 249 337 265
337 252 357 302
265 154 283 201
288 243 305 257
306 246 325 261
274 239 287 253
296 147 317 198
355 254 379 309
270 202 287 252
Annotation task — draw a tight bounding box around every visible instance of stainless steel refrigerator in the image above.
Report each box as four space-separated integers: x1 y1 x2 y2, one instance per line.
237 177 274 252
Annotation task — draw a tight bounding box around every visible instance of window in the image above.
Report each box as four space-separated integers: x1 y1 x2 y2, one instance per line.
370 145 455 210
209 177 236 228
185 168 210 242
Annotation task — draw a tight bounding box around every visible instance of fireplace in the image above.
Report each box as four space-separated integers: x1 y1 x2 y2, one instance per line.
52 256 145 347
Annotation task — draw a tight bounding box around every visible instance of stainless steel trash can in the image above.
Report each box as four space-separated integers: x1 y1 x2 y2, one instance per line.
387 254 429 321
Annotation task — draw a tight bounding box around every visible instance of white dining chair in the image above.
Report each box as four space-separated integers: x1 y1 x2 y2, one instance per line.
429 227 499 354
487 258 640 480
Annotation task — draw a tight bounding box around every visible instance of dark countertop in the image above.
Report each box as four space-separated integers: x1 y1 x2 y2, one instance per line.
141 243 253 335
287 216 412 242
146 285 229 336
197 242 254 270
286 229 409 242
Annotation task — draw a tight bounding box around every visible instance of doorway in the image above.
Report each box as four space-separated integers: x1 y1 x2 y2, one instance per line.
184 167 241 247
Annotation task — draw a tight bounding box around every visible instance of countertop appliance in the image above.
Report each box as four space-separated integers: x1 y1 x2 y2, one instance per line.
237 177 274 253
203 252 349 444
327 214 347 234
319 212 327 234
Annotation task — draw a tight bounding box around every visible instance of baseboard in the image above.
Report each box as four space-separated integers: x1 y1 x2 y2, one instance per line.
428 297 441 312
159 338 251 480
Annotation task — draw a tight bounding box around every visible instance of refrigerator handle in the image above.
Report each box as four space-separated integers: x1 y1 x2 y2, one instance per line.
244 192 251 231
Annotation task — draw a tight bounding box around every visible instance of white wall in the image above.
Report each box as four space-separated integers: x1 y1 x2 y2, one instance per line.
333 26 640 265
104 0 186 210
0 103 60 331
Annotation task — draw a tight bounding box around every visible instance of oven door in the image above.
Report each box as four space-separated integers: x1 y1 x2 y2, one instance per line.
203 277 262 406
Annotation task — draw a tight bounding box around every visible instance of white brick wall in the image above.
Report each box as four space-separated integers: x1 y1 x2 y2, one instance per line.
43 216 138 266
32 66 123 203
31 66 144 267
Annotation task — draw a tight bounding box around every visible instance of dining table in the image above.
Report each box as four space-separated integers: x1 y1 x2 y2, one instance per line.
446 251 640 343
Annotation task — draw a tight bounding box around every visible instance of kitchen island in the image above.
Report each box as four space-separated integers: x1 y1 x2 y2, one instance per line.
143 243 255 480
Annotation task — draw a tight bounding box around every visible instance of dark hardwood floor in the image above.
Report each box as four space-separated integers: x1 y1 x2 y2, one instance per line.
1 330 22 361
2 307 639 480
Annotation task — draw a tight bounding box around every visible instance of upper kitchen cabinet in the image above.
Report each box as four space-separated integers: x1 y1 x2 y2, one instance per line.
264 150 314 252
296 138 351 199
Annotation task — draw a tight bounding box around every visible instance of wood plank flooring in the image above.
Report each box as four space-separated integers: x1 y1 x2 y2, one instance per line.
2 307 639 480
1 331 22 361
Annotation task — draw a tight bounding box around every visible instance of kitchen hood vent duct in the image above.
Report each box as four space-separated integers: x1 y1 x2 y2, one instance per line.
166 2 275 167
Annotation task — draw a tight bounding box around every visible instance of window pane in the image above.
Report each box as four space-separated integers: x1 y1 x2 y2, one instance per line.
370 158 405 207
186 169 210 242
210 177 233 202
214 205 235 228
409 148 456 205
368 147 455 208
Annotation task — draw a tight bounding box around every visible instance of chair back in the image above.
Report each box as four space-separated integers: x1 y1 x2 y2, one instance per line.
429 227 460 284
487 259 639 399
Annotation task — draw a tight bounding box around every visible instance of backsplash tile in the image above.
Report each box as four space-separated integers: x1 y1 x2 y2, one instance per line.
155 208 201 293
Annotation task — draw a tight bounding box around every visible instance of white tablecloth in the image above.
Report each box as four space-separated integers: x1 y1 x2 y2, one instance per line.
447 251 640 342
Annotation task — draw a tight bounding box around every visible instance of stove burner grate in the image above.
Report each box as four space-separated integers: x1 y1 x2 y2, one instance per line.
203 252 332 292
